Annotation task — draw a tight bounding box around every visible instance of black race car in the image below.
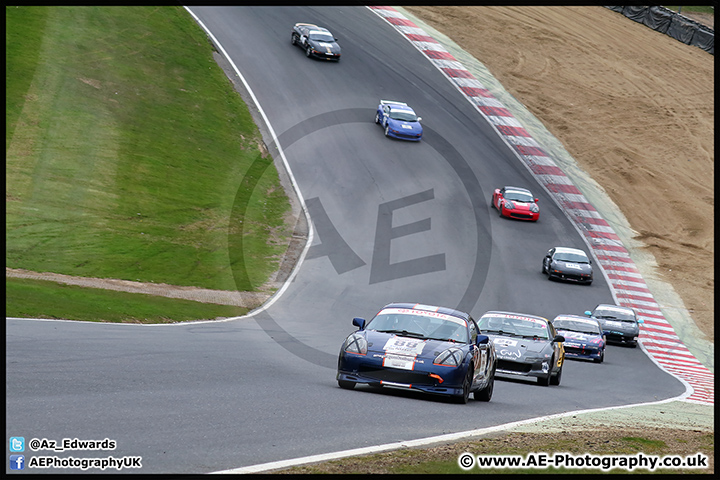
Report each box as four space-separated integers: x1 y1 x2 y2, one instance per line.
337 303 497 404
585 304 644 347
477 311 565 386
542 246 593 285
291 23 341 61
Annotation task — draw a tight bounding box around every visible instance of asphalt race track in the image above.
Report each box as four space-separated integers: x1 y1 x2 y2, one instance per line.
5 7 686 474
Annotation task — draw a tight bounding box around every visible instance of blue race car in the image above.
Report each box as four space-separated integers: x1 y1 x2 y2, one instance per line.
375 100 423 141
337 303 496 404
551 314 606 363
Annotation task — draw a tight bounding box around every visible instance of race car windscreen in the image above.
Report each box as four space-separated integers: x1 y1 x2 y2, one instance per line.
504 190 534 203
555 252 589 263
309 32 334 42
389 110 418 122
553 319 600 334
593 307 635 321
367 313 468 343
479 315 549 339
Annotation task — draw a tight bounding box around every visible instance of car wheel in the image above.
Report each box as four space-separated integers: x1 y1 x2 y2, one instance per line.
384 125 390 137
498 203 504 217
454 366 474 404
375 112 380 124
474 367 495 402
542 261 547 274
490 196 496 210
291 33 297 45
338 380 356 390
306 46 312 57
537 371 551 386
550 363 562 386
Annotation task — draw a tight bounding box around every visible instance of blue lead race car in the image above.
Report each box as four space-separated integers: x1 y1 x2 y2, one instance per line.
375 100 423 141
337 303 496 404
551 314 606 363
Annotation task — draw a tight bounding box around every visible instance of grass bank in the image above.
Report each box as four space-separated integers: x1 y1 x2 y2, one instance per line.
7 277 248 323
276 427 713 474
6 6 292 322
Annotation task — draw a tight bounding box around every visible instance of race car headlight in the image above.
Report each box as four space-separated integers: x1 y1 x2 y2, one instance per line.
530 203 539 213
434 347 464 366
503 200 515 210
344 333 367 355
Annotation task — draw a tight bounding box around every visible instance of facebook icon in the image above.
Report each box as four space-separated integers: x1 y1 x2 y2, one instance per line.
10 455 25 470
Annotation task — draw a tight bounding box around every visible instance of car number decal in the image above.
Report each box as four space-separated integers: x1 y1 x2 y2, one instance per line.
383 336 425 356
605 320 623 328
564 263 582 269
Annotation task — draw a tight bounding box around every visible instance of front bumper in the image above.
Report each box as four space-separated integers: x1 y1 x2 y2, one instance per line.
495 357 551 379
501 208 539 221
337 351 465 396
563 344 603 360
548 270 592 284
386 129 422 141
604 332 638 346
308 50 340 61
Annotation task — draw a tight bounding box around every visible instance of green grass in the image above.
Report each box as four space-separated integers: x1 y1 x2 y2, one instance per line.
280 431 713 474
663 5 715 15
6 7 293 322
6 277 248 324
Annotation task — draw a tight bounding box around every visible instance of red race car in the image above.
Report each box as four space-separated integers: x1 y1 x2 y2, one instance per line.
492 186 540 221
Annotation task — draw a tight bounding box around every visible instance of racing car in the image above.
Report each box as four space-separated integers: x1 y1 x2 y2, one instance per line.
542 246 593 285
337 302 496 404
477 311 565 386
375 100 423 141
584 304 644 347
492 186 540 221
551 314 606 363
291 23 341 61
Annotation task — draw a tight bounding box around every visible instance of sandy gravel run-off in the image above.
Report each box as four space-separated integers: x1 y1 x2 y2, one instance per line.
401 6 714 348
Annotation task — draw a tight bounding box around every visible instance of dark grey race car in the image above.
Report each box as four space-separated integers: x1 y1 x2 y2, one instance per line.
291 23 341 61
585 304 644 347
542 246 593 285
477 311 565 386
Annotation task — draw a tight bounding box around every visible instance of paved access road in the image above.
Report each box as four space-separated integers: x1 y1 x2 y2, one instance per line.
5 6 685 474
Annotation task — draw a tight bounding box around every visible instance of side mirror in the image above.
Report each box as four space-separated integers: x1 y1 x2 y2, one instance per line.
476 334 489 345
637 319 644 324
584 311 592 316
417 117 422 122
535 198 539 203
553 335 565 343
352 317 366 330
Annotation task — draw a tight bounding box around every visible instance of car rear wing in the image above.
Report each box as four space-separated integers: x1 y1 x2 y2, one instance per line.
380 100 408 107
